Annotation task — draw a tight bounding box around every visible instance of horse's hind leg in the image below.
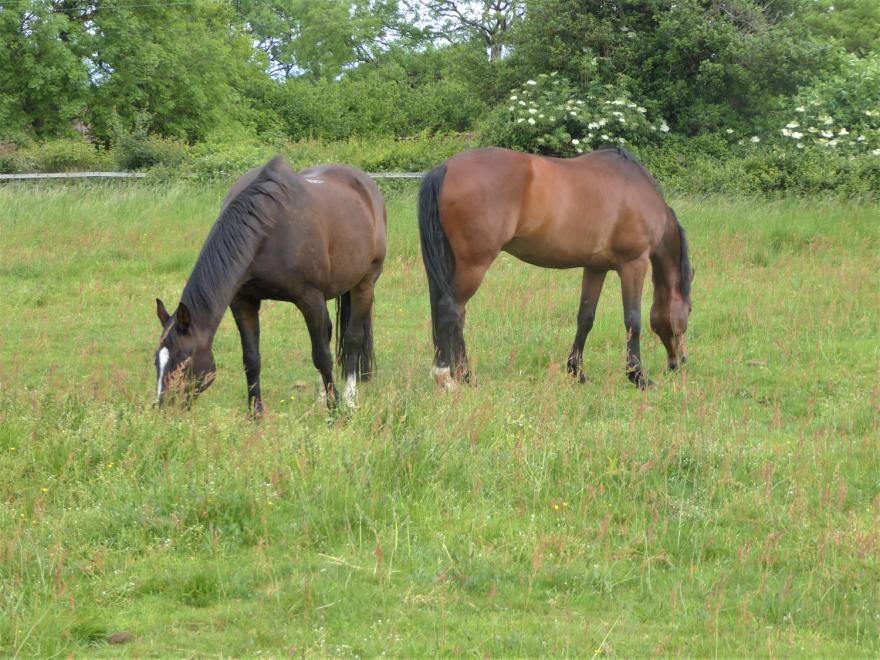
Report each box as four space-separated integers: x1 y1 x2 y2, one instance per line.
297 289 337 408
432 260 492 387
231 294 264 416
567 267 607 383
619 256 653 389
339 275 377 405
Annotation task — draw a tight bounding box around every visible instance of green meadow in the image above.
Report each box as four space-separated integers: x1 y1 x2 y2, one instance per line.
1 182 878 656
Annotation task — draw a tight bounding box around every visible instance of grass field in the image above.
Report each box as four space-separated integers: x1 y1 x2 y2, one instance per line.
1 182 878 656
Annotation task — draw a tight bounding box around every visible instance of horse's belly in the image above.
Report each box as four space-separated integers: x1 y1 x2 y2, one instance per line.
503 233 612 270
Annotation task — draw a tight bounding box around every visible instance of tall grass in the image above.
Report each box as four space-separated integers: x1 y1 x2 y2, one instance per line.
0 183 878 655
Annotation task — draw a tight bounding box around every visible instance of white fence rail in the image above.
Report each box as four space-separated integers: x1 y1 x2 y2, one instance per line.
0 171 424 181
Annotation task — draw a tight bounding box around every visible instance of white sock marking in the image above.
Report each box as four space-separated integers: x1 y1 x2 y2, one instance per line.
431 366 456 391
342 374 358 406
157 347 170 400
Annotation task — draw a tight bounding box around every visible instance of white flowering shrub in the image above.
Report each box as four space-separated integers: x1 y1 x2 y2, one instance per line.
774 102 880 155
485 73 669 156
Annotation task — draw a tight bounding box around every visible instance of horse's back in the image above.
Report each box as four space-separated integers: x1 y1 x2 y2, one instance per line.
440 147 668 269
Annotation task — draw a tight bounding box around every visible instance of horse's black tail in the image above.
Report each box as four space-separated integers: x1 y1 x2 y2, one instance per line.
335 292 375 381
417 164 454 357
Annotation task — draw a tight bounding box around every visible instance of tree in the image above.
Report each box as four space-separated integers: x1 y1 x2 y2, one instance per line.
412 0 524 62
235 0 411 78
0 2 89 138
508 0 839 134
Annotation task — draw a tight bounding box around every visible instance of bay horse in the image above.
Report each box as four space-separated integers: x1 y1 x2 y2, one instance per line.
154 156 387 413
418 146 692 390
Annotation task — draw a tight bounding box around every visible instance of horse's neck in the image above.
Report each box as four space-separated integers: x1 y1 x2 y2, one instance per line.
651 224 683 295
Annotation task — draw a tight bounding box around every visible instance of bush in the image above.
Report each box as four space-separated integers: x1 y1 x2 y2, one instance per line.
480 73 668 156
3 139 113 173
180 133 477 183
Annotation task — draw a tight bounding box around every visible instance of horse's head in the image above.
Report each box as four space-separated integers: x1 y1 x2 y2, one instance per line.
154 298 216 406
650 266 693 371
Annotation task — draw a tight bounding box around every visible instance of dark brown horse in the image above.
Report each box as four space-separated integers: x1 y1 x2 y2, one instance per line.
154 156 387 413
418 146 692 389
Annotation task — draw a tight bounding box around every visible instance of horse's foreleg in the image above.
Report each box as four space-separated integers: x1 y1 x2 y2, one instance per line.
298 291 337 408
231 295 264 416
567 267 607 383
619 258 653 390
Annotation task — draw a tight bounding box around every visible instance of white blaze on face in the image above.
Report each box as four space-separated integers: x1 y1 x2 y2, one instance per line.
342 374 357 406
157 347 170 400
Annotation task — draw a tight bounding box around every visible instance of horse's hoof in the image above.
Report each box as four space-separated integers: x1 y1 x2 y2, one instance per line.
578 372 587 384
627 370 653 390
431 365 457 391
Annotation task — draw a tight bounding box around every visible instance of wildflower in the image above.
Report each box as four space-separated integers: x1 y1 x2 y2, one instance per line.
821 130 834 138
527 118 535 125
781 128 791 137
516 118 524 123
570 111 577 116
588 122 599 130
518 101 526 106
796 143 804 149
791 132 803 139
637 106 647 113
571 138 580 145
601 134 609 141
598 119 607 127
538 113 544 118
725 128 734 134
873 149 880 155
808 127 818 133
785 122 800 129
838 128 848 136
820 115 834 125
508 106 514 112
750 136 760 143
795 106 805 113
827 139 838 147
612 111 624 117
41 487 48 493
510 95 518 101
528 108 537 114
526 79 537 85
660 121 670 133
857 135 866 142
617 116 626 123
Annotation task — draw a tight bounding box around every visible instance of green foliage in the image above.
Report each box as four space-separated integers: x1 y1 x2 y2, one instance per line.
274 52 487 140
482 72 667 155
2 139 114 173
802 0 880 56
86 2 269 143
0 4 89 139
181 134 476 182
769 54 880 155
509 0 840 135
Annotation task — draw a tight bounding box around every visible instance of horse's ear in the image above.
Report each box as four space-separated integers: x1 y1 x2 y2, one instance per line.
156 298 170 325
176 302 191 333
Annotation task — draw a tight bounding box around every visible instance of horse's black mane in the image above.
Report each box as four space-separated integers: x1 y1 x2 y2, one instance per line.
595 145 663 196
179 157 291 325
597 146 691 299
